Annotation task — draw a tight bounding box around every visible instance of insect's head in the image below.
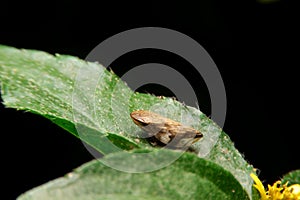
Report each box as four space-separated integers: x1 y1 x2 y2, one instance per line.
130 110 152 127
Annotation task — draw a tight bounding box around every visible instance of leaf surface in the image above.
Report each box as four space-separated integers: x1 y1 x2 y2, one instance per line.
0 45 255 196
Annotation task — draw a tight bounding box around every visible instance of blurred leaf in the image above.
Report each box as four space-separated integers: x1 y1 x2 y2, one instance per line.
281 169 300 185
17 150 249 200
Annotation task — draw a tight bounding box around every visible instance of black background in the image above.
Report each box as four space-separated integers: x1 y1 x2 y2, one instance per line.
1 0 299 199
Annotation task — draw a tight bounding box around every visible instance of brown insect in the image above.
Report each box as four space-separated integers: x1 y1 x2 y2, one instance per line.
130 110 203 148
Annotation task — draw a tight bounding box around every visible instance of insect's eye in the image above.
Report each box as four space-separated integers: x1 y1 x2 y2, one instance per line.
132 117 150 127
136 120 149 127
194 131 203 138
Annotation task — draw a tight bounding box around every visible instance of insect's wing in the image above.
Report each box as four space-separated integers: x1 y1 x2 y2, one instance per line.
167 125 201 148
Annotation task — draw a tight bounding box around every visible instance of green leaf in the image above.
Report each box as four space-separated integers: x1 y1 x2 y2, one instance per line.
281 169 300 185
0 45 255 197
17 150 250 200
251 185 261 200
